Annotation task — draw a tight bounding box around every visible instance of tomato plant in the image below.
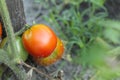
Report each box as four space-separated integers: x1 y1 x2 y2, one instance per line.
34 38 64 66
0 36 28 62
22 24 57 58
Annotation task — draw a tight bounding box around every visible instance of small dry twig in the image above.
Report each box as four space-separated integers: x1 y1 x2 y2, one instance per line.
20 61 54 80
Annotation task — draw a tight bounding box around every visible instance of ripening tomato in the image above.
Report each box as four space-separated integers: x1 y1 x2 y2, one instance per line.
34 38 64 66
22 24 57 58
0 36 28 62
0 22 2 38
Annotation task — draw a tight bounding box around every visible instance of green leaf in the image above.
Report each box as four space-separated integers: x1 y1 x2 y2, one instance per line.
103 20 120 31
93 67 120 80
104 27 120 44
90 0 106 7
101 20 120 44
108 47 120 56
74 41 108 67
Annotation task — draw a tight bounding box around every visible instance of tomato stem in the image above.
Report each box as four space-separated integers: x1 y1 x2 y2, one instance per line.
20 61 54 80
15 24 31 36
0 0 17 59
0 0 27 80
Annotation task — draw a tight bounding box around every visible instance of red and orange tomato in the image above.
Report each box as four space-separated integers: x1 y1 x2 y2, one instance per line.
34 37 64 66
22 24 57 58
0 22 2 38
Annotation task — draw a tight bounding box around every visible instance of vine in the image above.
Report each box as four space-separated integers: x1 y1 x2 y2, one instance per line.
0 0 27 80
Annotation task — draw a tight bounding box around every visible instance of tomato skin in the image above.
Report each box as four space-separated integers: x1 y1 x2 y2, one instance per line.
22 24 57 58
0 22 2 38
0 37 28 62
34 38 64 66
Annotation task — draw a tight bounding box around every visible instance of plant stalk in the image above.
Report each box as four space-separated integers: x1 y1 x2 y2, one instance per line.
0 0 27 80
0 0 17 59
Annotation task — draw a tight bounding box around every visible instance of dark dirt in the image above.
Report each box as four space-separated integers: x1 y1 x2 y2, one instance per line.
105 0 120 20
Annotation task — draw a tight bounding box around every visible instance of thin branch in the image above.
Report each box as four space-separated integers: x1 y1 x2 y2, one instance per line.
20 61 55 80
15 24 30 36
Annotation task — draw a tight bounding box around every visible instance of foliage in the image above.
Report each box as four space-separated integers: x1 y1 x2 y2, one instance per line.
35 0 120 80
